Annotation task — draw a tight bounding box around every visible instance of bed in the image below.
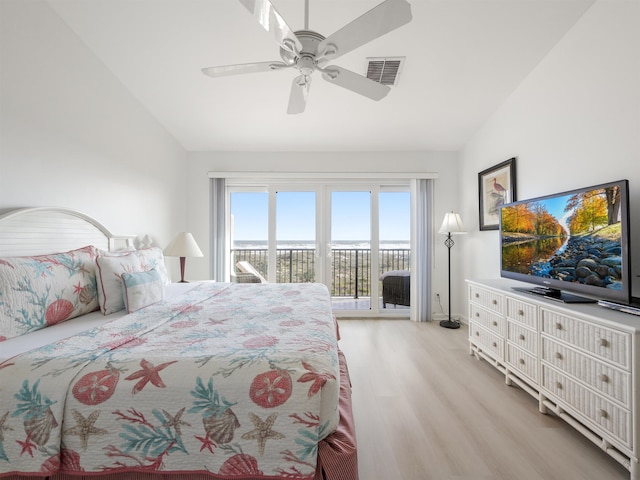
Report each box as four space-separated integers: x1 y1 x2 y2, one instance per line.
0 208 357 480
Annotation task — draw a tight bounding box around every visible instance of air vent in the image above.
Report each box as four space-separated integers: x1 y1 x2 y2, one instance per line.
365 57 405 86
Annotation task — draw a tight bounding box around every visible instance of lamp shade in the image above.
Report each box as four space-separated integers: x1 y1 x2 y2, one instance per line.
163 232 204 258
438 212 466 235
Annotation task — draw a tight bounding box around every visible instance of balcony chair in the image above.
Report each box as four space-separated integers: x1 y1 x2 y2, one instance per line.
232 260 267 283
381 270 410 307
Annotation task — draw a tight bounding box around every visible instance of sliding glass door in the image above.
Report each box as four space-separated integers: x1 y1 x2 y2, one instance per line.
330 190 372 311
275 191 317 283
229 190 268 281
228 183 411 316
379 191 411 310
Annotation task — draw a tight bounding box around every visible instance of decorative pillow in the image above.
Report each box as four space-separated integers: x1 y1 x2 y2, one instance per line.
96 247 168 315
97 245 136 256
0 246 99 341
121 269 164 313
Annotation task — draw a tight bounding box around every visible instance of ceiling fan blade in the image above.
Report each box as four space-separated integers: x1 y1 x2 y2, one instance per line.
287 75 310 115
321 66 390 101
237 0 303 54
202 61 288 78
317 0 412 61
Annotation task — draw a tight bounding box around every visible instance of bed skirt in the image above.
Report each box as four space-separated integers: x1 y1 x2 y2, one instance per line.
2 350 358 480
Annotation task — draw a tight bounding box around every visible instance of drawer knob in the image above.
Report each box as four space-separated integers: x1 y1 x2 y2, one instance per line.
476 312 480 317
519 358 525 365
475 331 480 336
598 409 609 419
492 342 497 348
555 322 563 331
556 381 563 390
598 374 609 383
518 309 524 316
475 293 480 298
598 338 609 348
555 352 563 360
518 334 525 341
492 320 498 326
492 299 498 305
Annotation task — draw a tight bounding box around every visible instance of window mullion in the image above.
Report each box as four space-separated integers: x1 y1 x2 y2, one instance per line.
268 188 277 282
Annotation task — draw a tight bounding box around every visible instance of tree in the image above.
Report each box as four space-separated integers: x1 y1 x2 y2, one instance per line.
566 186 619 228
567 194 608 234
605 185 621 225
502 203 535 233
531 203 564 236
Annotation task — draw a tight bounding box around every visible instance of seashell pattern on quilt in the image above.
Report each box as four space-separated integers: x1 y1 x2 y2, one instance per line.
0 282 339 479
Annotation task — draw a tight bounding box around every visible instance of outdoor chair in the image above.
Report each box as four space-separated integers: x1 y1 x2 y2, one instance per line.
381 270 410 307
233 260 267 283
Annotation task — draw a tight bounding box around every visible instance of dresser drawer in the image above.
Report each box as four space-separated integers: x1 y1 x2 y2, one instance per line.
541 336 630 407
469 284 503 315
506 297 538 329
507 321 537 355
470 322 504 360
469 303 504 336
542 365 631 448
507 344 537 382
541 310 631 370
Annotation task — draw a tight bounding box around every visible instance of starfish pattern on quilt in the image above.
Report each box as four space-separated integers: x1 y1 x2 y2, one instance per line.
64 410 108 450
242 412 285 456
124 359 178 394
160 407 191 437
16 433 37 457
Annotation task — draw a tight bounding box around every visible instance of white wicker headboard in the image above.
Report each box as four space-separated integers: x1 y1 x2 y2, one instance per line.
0 207 135 256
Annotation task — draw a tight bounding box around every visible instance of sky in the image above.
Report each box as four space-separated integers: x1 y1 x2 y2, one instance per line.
231 191 410 242
539 195 572 220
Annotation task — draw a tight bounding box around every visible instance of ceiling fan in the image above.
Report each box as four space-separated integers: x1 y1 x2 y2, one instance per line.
202 0 412 114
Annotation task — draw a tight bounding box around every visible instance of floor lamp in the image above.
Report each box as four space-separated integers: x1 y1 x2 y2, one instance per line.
164 232 204 283
438 212 466 329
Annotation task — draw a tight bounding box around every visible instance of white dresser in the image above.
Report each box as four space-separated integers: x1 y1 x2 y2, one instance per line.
467 278 640 479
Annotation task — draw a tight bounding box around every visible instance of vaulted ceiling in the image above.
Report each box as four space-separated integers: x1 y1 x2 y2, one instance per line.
46 0 595 151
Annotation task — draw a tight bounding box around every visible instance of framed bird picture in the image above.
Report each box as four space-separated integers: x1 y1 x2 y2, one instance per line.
478 157 517 230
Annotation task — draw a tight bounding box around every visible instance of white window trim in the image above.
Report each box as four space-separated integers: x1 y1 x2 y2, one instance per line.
210 171 439 184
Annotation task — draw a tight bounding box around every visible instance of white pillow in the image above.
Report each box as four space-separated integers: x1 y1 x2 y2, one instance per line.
96 247 168 315
121 269 164 313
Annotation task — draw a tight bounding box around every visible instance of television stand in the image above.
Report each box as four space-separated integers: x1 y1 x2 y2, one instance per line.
511 286 597 304
468 279 640 480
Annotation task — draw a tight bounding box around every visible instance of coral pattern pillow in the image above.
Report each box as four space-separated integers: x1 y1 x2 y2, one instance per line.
96 247 168 315
0 246 99 341
121 269 165 313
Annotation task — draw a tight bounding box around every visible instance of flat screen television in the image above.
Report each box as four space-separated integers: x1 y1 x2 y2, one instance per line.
499 179 631 304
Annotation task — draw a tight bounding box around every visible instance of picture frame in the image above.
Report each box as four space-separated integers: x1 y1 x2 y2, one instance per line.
478 157 517 231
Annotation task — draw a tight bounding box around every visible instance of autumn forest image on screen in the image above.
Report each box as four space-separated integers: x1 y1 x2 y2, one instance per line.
501 185 624 290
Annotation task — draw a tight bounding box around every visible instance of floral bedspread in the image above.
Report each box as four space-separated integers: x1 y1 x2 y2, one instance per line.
0 282 339 479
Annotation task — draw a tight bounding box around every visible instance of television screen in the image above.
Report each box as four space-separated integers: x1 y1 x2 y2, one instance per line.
500 179 631 304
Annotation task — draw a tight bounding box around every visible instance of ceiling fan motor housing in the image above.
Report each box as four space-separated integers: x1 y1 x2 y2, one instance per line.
280 30 326 73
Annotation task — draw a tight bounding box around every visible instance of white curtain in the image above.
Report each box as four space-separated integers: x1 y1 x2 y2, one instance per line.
210 178 227 282
410 179 433 322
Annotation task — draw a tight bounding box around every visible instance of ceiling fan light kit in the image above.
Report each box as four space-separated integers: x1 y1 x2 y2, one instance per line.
202 0 412 114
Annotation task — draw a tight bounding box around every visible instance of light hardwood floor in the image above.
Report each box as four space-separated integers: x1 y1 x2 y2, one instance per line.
336 319 629 480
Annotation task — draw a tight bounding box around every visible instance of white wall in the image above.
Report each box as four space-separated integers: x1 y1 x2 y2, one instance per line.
0 0 187 278
460 0 640 312
186 151 461 317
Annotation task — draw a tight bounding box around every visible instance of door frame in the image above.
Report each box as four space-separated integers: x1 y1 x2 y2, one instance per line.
224 176 420 318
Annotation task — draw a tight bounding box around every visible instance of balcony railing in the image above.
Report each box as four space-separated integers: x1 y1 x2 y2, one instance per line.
231 248 410 298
